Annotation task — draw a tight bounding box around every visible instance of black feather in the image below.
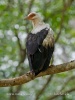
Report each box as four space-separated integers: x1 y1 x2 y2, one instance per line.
26 28 54 75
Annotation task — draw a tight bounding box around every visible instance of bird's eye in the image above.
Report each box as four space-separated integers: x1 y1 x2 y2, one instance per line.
29 13 36 18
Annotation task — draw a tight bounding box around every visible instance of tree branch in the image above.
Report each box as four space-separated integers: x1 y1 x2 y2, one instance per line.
60 75 75 91
47 87 75 100
35 75 53 100
47 75 75 100
55 0 74 42
0 60 75 87
25 0 35 33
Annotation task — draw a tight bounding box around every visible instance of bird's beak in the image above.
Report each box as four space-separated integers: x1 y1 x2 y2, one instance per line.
24 15 32 20
24 16 28 20
24 15 31 20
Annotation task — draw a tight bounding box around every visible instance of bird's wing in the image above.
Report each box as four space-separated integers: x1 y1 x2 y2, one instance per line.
26 33 38 55
26 28 49 74
26 28 49 55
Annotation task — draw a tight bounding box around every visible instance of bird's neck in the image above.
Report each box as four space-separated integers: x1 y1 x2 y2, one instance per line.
31 19 46 34
32 18 44 28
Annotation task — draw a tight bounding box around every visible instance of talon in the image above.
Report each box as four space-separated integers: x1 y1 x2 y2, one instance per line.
30 70 35 76
26 71 30 76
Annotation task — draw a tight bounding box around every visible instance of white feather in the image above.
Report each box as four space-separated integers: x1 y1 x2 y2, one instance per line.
32 23 50 34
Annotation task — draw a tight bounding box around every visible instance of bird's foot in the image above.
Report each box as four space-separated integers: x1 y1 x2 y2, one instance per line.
26 70 35 79
30 70 35 76
49 65 54 68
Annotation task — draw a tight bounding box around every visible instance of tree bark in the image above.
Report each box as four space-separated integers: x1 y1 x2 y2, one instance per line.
0 60 75 87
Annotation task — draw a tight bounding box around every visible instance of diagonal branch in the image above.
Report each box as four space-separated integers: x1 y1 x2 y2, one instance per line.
25 0 35 33
47 87 75 100
0 60 75 87
60 75 75 91
55 0 74 42
35 75 53 100
47 75 75 100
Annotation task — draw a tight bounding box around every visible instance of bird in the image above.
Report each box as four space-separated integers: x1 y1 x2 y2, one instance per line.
25 12 54 76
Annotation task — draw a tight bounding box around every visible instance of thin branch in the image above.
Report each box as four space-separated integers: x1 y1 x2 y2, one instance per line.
35 75 53 100
15 32 22 49
25 0 35 33
0 60 75 87
47 87 75 100
27 0 35 14
61 76 75 91
15 31 26 63
0 70 6 78
55 0 74 42
48 75 75 100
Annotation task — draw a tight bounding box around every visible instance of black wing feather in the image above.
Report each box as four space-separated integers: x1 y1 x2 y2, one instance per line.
26 33 38 55
26 28 50 75
26 28 49 55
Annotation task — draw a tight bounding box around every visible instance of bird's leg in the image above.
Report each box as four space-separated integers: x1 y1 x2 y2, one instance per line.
30 70 35 76
26 70 35 79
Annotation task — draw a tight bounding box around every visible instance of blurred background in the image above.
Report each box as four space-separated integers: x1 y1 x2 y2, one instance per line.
0 0 75 100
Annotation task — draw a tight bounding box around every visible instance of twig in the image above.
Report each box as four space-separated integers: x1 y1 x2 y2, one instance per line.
27 0 35 14
35 75 53 100
55 0 74 42
0 70 6 78
15 31 22 49
61 76 75 91
47 87 75 100
25 0 35 33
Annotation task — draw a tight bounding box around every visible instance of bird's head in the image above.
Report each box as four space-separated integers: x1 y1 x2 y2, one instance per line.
24 12 43 27
25 12 41 20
